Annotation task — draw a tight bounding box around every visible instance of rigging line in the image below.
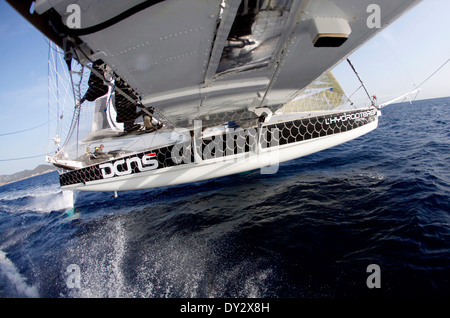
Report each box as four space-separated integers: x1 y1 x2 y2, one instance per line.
346 58 375 107
381 36 417 87
415 57 450 89
0 153 52 162
344 85 363 106
0 121 49 137
412 89 421 102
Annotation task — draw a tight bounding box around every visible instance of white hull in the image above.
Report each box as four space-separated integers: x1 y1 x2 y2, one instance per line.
62 115 378 192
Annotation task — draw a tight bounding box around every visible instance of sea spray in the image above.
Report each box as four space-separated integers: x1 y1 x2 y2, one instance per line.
0 183 74 213
0 250 39 298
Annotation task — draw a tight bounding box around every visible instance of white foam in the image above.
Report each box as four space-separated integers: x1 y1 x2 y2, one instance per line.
0 250 39 298
64 219 128 298
61 191 74 209
0 185 75 213
62 218 273 298
0 182 61 200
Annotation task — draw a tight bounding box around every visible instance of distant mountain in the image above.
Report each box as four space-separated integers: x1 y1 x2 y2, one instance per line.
0 164 57 186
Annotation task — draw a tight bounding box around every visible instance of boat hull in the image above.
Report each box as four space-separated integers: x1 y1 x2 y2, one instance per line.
59 108 379 192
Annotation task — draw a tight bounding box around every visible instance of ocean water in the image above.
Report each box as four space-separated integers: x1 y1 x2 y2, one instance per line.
0 97 449 299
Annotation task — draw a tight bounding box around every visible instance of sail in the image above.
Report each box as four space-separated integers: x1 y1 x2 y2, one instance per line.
277 72 349 114
9 0 422 131
91 97 110 133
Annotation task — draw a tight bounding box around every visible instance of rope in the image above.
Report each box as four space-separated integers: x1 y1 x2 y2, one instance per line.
0 153 52 162
416 57 450 89
0 121 48 137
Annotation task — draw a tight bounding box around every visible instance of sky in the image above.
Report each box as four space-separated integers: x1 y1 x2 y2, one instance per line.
0 0 449 175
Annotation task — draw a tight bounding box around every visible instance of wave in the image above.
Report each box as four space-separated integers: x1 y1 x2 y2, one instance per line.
0 183 61 201
0 186 73 214
0 250 39 298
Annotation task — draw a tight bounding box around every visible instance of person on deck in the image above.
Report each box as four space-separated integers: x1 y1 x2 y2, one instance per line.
94 144 112 159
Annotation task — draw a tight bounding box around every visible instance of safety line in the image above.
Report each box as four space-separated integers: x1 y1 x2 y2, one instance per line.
0 121 48 137
0 153 52 162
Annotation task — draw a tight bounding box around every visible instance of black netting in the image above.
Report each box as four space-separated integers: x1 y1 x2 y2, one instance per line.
60 108 377 186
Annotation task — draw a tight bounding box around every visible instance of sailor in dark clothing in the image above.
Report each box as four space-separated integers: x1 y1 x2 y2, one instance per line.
93 144 112 159
93 145 102 156
80 60 109 104
81 60 162 134
79 60 140 133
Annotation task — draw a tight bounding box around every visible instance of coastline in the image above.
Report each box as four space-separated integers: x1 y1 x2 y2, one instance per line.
0 166 57 187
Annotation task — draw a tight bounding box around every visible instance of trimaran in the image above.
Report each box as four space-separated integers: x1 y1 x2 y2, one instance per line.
8 0 422 201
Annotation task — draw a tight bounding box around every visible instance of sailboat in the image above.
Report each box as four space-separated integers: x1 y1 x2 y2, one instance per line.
8 0 421 193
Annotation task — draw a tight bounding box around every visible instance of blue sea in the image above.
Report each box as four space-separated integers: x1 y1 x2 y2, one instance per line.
0 97 449 300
